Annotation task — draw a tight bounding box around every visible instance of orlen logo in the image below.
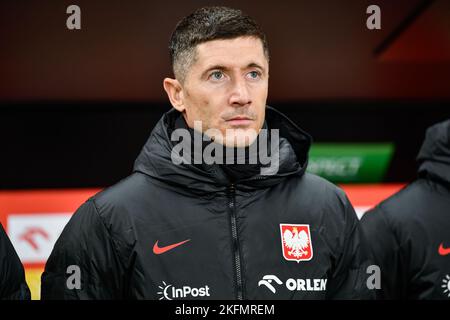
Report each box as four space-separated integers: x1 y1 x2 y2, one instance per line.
258 275 327 294
157 281 211 300
18 227 50 251
7 214 72 263
258 275 283 293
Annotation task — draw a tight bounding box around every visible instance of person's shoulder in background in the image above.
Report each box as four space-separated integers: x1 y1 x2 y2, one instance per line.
0 223 31 300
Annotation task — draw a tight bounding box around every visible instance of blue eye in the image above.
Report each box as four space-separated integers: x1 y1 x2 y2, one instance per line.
248 71 260 79
210 71 223 80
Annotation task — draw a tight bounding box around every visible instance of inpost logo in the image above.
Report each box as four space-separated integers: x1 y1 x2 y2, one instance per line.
442 275 450 298
157 281 211 300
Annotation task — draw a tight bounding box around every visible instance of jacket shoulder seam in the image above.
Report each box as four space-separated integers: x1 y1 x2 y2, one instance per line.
372 205 403 251
88 198 128 267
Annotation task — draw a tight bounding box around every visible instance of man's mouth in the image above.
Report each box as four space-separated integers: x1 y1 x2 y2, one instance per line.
225 116 254 126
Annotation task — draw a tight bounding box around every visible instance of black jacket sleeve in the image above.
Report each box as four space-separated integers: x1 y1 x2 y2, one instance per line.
360 206 437 299
325 194 375 300
360 206 400 299
0 223 31 300
41 199 127 299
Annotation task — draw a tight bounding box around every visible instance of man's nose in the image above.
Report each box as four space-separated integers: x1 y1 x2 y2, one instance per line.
229 77 251 106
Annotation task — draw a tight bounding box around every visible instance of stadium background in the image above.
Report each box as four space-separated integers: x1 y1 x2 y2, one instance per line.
0 0 449 299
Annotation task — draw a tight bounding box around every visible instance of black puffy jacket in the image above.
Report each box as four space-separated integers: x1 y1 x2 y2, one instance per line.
361 119 450 299
0 223 31 300
41 107 374 300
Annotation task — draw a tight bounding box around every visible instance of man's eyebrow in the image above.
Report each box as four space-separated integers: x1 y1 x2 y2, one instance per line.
246 62 265 71
201 65 228 78
201 63 265 78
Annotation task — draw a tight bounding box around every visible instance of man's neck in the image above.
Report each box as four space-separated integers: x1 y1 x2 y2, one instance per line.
173 115 266 182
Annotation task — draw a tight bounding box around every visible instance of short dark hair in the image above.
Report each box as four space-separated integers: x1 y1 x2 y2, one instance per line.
169 6 269 82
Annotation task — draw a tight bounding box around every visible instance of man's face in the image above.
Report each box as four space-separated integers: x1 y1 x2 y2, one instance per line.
178 36 269 147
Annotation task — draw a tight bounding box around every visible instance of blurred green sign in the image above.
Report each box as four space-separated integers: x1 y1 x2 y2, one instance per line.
307 143 394 183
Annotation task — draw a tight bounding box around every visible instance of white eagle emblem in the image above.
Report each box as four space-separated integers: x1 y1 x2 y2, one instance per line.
280 224 313 262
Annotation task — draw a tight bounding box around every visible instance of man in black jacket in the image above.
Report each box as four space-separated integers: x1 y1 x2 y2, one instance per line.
41 6 373 300
0 223 31 300
361 119 450 299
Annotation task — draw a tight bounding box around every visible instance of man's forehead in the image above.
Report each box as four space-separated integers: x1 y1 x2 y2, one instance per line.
194 37 267 69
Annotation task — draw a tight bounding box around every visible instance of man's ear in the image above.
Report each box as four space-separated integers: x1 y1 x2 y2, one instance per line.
163 78 185 112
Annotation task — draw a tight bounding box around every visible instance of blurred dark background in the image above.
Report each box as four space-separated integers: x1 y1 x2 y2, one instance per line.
0 0 449 189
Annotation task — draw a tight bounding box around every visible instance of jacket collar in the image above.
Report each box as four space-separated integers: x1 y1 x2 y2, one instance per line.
133 106 312 194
